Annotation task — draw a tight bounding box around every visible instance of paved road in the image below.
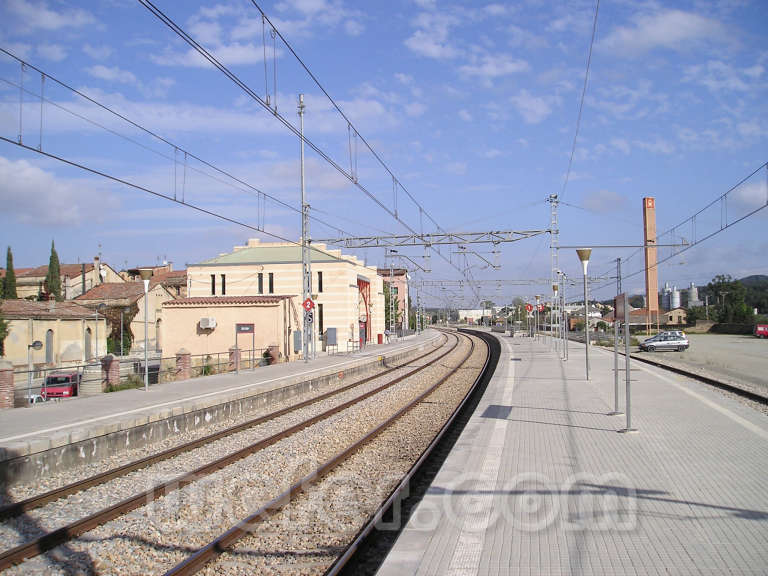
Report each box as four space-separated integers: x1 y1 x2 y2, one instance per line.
635 333 767 393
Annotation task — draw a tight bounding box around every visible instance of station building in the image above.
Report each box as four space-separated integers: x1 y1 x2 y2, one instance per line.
376 267 409 332
0 299 107 381
185 239 385 354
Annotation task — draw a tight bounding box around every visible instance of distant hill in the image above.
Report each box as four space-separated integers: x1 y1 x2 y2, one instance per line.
739 275 768 288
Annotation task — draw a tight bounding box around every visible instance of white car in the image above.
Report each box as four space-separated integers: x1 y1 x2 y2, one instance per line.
639 331 689 352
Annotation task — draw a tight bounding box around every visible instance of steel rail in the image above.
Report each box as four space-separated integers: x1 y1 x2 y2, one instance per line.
628 351 768 404
164 331 478 575
324 329 497 576
0 334 460 570
0 334 446 522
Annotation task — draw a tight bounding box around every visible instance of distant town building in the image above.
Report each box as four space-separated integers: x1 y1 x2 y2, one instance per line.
14 257 123 300
0 299 106 380
76 282 174 353
377 267 409 332
162 295 298 362
186 239 385 352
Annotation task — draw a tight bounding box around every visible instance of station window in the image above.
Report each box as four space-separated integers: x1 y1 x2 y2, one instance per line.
220 274 226 296
268 273 274 294
318 271 323 293
318 303 324 336
258 273 263 294
210 274 216 295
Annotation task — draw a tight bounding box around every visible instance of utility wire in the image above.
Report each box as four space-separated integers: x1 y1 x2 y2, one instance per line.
137 0 480 299
560 0 600 201
0 48 353 241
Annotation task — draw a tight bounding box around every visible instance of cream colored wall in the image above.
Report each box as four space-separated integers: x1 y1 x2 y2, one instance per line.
161 303 290 361
128 285 173 353
187 256 386 348
3 316 107 373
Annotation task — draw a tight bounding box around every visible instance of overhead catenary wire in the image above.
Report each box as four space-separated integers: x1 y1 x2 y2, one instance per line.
136 0 480 300
0 48 353 243
560 0 600 201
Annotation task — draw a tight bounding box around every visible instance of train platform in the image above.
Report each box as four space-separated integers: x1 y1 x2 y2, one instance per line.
377 332 768 575
0 331 441 483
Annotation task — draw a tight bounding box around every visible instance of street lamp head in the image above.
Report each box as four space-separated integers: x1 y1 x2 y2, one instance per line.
97 303 107 313
138 268 153 281
576 248 592 275
29 340 43 350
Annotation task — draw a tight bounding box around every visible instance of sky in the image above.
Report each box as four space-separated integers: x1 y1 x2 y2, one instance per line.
1 0 767 307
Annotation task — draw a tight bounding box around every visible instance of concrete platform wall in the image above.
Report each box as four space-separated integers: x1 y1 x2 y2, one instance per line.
0 338 438 485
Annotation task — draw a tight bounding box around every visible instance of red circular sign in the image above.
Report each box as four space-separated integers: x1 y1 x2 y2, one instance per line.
525 303 533 312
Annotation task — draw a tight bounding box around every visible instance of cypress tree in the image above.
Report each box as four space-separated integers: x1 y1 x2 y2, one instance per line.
3 247 17 299
45 240 62 301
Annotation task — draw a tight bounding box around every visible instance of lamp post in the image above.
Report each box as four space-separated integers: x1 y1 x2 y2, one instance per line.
27 340 43 406
535 295 541 339
95 303 106 361
552 283 559 351
138 268 153 392
577 248 592 380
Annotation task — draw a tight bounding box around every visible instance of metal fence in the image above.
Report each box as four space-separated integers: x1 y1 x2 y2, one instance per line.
12 347 269 405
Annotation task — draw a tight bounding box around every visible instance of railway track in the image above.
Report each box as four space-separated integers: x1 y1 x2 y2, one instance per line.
166 330 487 576
0 331 480 574
0 333 448 520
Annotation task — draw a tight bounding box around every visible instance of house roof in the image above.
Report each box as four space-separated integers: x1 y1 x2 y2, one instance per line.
377 268 408 276
76 283 145 302
0 299 98 320
150 269 187 287
163 295 293 307
17 263 95 278
197 246 341 266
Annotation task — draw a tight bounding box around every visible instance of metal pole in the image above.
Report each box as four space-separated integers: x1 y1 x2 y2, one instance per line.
120 309 124 357
583 269 589 379
299 94 311 363
143 280 149 391
27 345 32 406
620 292 637 433
563 274 569 361
610 259 623 415
94 311 98 361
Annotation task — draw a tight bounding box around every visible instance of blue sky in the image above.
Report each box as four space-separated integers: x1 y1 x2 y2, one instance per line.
1 0 766 307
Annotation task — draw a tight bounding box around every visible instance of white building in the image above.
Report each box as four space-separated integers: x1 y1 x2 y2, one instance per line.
187 239 385 351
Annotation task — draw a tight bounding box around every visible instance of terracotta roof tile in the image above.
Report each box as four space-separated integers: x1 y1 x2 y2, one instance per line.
163 295 293 306
17 264 95 278
76 283 145 301
0 299 97 319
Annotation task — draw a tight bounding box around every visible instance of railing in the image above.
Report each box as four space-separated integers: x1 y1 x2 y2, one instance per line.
11 347 269 405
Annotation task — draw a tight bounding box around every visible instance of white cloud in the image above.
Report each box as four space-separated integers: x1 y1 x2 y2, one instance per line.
633 137 675 155
6 0 94 32
458 109 473 122
510 90 552 124
82 44 113 61
459 53 529 81
86 65 138 85
582 189 627 214
683 60 762 93
405 12 461 59
395 73 414 86
36 43 67 62
151 43 266 68
599 9 725 57
611 138 631 154
445 162 467 175
404 102 427 117
482 148 502 158
0 156 119 225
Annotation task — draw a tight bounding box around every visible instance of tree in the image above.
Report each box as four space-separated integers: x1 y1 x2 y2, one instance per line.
707 274 751 323
3 247 17 299
45 240 62 301
0 311 8 356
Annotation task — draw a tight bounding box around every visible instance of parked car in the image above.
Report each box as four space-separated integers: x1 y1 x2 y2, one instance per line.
639 331 689 352
41 372 81 399
755 324 768 339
